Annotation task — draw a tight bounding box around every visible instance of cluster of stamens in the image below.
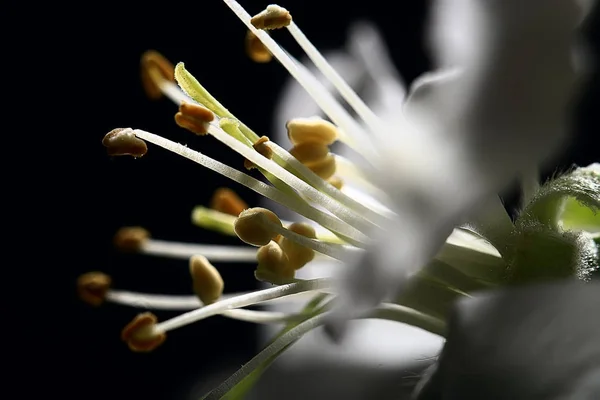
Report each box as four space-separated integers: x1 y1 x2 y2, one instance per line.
81 1 513 364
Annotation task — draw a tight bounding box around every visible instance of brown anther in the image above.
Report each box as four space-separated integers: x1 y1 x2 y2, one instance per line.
245 30 273 63
286 117 339 146
308 154 336 180
289 142 330 166
234 207 282 246
210 188 249 216
327 176 344 190
256 241 294 280
250 5 292 30
244 136 274 170
77 272 111 306
102 128 147 158
175 102 215 136
189 255 224 305
113 226 150 252
140 50 175 100
121 312 166 352
279 222 316 270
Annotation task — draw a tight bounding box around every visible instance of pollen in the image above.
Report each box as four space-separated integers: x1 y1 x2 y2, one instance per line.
175 102 215 136
286 117 339 146
102 128 148 158
210 188 248 216
328 176 344 190
256 241 294 281
234 207 282 246
189 255 225 305
245 30 273 63
77 272 111 306
140 50 175 100
121 312 166 352
244 136 274 170
113 226 150 252
250 4 292 30
279 222 317 270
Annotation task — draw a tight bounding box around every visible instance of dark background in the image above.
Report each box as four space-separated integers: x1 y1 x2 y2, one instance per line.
24 0 599 399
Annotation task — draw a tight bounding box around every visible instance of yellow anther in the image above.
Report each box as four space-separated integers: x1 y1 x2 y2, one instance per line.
77 272 111 306
327 176 344 190
307 154 336 180
210 188 248 216
113 226 150 252
121 312 166 353
234 207 282 246
279 222 316 270
102 128 147 158
244 136 274 170
250 4 292 30
175 102 215 136
189 255 224 305
245 30 273 63
289 142 330 165
256 241 295 281
286 117 339 146
140 50 175 100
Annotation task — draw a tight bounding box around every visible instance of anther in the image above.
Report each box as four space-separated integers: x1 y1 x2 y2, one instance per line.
245 30 273 63
307 154 336 180
77 272 111 306
256 241 294 281
175 102 215 136
140 50 176 100
244 136 274 170
286 117 339 146
234 207 282 246
250 4 292 30
210 188 248 216
102 128 148 158
289 142 330 165
121 312 166 352
279 222 316 270
114 226 150 252
189 255 224 305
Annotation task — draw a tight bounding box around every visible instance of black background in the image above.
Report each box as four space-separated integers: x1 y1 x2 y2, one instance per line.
17 1 599 399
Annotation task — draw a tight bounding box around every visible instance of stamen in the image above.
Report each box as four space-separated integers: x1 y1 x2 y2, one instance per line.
175 102 215 135
151 278 333 334
279 222 316 270
189 255 224 304
77 272 111 306
306 154 336 180
140 50 175 100
285 20 384 134
207 124 379 234
126 128 369 245
210 187 248 216
328 176 343 190
141 239 257 262
234 207 282 246
245 30 273 63
114 226 150 252
256 241 294 281
102 128 147 158
121 312 166 352
250 4 292 30
220 0 376 156
254 212 357 261
244 136 274 170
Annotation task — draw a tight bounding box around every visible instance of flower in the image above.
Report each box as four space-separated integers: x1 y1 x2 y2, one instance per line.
79 1 599 398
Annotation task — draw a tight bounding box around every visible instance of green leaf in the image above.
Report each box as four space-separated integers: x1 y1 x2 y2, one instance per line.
203 294 329 400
